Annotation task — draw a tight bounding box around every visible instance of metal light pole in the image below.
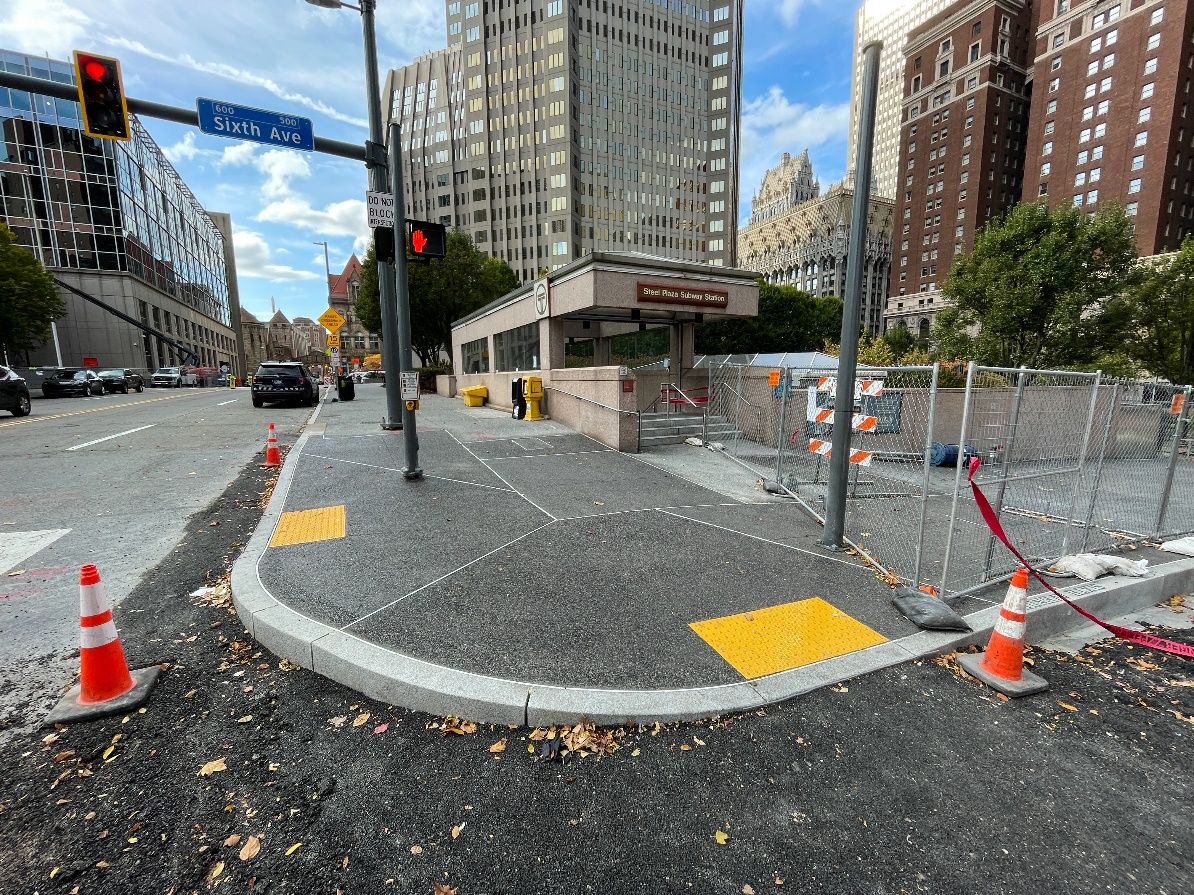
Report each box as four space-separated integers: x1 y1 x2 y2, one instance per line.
389 121 420 477
306 0 404 431
821 40 881 550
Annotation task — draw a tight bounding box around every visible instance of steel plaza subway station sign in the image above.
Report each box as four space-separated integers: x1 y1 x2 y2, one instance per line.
636 282 729 309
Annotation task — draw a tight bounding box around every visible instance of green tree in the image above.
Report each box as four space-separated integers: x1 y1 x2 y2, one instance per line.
0 223 64 356
933 201 1139 369
1126 237 1194 383
355 231 519 365
695 281 842 354
881 324 915 361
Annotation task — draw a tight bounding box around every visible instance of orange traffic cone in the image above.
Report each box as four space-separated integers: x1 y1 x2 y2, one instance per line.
958 567 1049 697
44 564 159 725
264 422 281 467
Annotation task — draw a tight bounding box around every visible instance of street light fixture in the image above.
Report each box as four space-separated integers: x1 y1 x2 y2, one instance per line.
304 0 421 477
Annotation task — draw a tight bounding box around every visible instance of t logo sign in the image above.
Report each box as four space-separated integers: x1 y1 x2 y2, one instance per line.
411 229 428 255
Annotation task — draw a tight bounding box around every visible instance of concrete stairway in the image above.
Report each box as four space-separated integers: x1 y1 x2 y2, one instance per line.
638 412 740 448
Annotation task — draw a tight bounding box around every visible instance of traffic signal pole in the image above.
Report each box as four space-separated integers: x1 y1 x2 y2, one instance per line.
389 121 421 478
359 0 406 434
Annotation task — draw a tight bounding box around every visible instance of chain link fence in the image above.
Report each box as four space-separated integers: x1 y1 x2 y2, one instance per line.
702 360 1194 596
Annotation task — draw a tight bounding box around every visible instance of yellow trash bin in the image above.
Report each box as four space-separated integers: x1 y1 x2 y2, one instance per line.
461 385 488 407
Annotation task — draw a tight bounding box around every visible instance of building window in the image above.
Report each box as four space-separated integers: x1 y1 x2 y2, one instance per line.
1126 201 1138 216
1048 77 1060 92
1103 53 1114 69
1083 105 1094 121
1147 33 1160 51
1144 58 1157 76
1055 58 1066 72
1092 145 1104 160
1042 141 1053 156
1041 162 1052 176
1052 32 1064 49
1100 77 1112 93
1073 194 1083 207
1094 123 1106 138
1135 130 1148 147
1151 7 1164 25
1086 60 1098 76
967 76 978 89
970 42 981 62
1090 167 1101 182
1045 121 1055 134
494 321 540 371
1087 190 1098 204
1090 37 1102 52
1142 82 1155 100
1097 100 1109 116
1075 172 1087 186
1079 128 1091 143
1039 183 1049 196
1128 178 1142 194
1132 154 1144 171
1139 106 1152 123
1106 29 1117 47
1084 85 1096 100
460 337 489 374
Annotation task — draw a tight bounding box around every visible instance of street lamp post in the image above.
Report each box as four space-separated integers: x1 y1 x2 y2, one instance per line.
305 0 412 449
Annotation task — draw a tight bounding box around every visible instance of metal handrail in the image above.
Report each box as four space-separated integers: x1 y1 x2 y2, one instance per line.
545 386 643 453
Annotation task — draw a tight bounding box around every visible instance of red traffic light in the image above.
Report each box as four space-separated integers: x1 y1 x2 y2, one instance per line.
411 228 429 255
72 50 130 141
406 220 446 259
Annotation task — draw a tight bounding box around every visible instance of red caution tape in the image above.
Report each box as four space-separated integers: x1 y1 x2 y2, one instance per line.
967 457 1194 659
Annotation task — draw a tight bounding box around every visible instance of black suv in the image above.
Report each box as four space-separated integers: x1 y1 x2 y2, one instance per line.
251 362 319 408
0 365 31 417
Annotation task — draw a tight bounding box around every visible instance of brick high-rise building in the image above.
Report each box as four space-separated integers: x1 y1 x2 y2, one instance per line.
885 0 1035 337
1021 0 1194 254
384 0 744 283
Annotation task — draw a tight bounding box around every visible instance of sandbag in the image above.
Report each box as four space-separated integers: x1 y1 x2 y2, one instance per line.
1160 536 1194 556
1051 553 1149 581
892 586 971 632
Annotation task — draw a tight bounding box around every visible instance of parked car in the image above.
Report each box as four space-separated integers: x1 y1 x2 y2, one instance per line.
251 361 320 408
0 365 31 417
97 368 145 394
41 368 104 398
150 367 197 388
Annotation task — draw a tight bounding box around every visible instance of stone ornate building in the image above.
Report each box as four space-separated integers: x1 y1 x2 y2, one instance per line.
737 151 894 336
239 308 312 371
327 254 380 364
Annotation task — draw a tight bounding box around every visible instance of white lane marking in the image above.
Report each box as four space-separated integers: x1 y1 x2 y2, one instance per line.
485 448 614 461
216 399 238 406
65 424 155 452
0 529 70 575
304 453 514 493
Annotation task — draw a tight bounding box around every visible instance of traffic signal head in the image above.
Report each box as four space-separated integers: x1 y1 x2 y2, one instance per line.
407 220 447 259
72 51 130 141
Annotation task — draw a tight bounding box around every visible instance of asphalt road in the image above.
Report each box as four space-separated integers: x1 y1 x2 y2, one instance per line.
0 386 316 739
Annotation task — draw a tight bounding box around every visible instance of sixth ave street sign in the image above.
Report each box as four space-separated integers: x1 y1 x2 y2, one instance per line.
196 98 314 151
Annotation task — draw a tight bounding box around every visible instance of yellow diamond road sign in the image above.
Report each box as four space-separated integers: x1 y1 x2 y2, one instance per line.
318 307 346 332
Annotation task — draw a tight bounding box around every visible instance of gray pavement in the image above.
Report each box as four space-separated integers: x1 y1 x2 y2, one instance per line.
0 386 318 739
235 386 1194 722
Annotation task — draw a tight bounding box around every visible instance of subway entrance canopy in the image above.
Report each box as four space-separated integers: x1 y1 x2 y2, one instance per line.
451 252 760 380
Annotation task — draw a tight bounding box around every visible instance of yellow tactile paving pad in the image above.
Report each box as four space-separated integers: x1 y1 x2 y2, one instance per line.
689 597 888 679
269 505 346 548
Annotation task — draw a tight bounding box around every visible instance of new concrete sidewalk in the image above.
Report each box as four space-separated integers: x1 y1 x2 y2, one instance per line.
232 384 1194 724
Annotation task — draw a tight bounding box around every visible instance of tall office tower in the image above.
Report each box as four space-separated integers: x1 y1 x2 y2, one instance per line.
384 0 744 283
1021 0 1194 254
885 0 1034 336
848 0 955 200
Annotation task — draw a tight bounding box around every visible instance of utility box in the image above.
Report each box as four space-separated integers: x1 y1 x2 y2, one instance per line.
524 376 544 421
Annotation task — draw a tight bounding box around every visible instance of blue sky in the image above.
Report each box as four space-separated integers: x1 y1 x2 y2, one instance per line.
2 0 857 322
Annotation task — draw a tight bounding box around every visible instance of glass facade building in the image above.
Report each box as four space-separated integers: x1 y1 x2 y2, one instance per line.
0 49 237 370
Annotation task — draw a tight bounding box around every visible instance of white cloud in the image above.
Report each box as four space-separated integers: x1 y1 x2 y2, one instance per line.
232 229 319 282
0 0 91 58
162 131 204 163
105 37 368 129
373 0 447 61
755 0 817 27
256 197 370 252
738 86 851 202
256 149 312 199
218 142 260 168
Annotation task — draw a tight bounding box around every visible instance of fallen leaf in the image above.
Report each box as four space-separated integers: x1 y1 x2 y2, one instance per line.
184 689 197 698
714 830 729 845
775 876 785 886
409 845 423 855
210 861 224 880
52 750 75 763
451 823 465 839
693 735 706 746
198 757 227 777
743 886 756 895
680 744 692 752
327 716 347 728
831 684 849 693
373 723 390 735
352 712 370 727
631 748 641 757
489 737 507 753
1057 702 1078 712
224 834 241 847
433 885 459 895
239 836 261 861
285 842 302 856
7 569 25 576
237 715 253 724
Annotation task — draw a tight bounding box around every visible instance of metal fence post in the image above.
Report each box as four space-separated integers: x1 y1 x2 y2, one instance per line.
1156 384 1192 534
1080 380 1119 551
1060 371 1102 556
912 362 940 587
939 361 976 597
982 366 1028 578
775 368 790 484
